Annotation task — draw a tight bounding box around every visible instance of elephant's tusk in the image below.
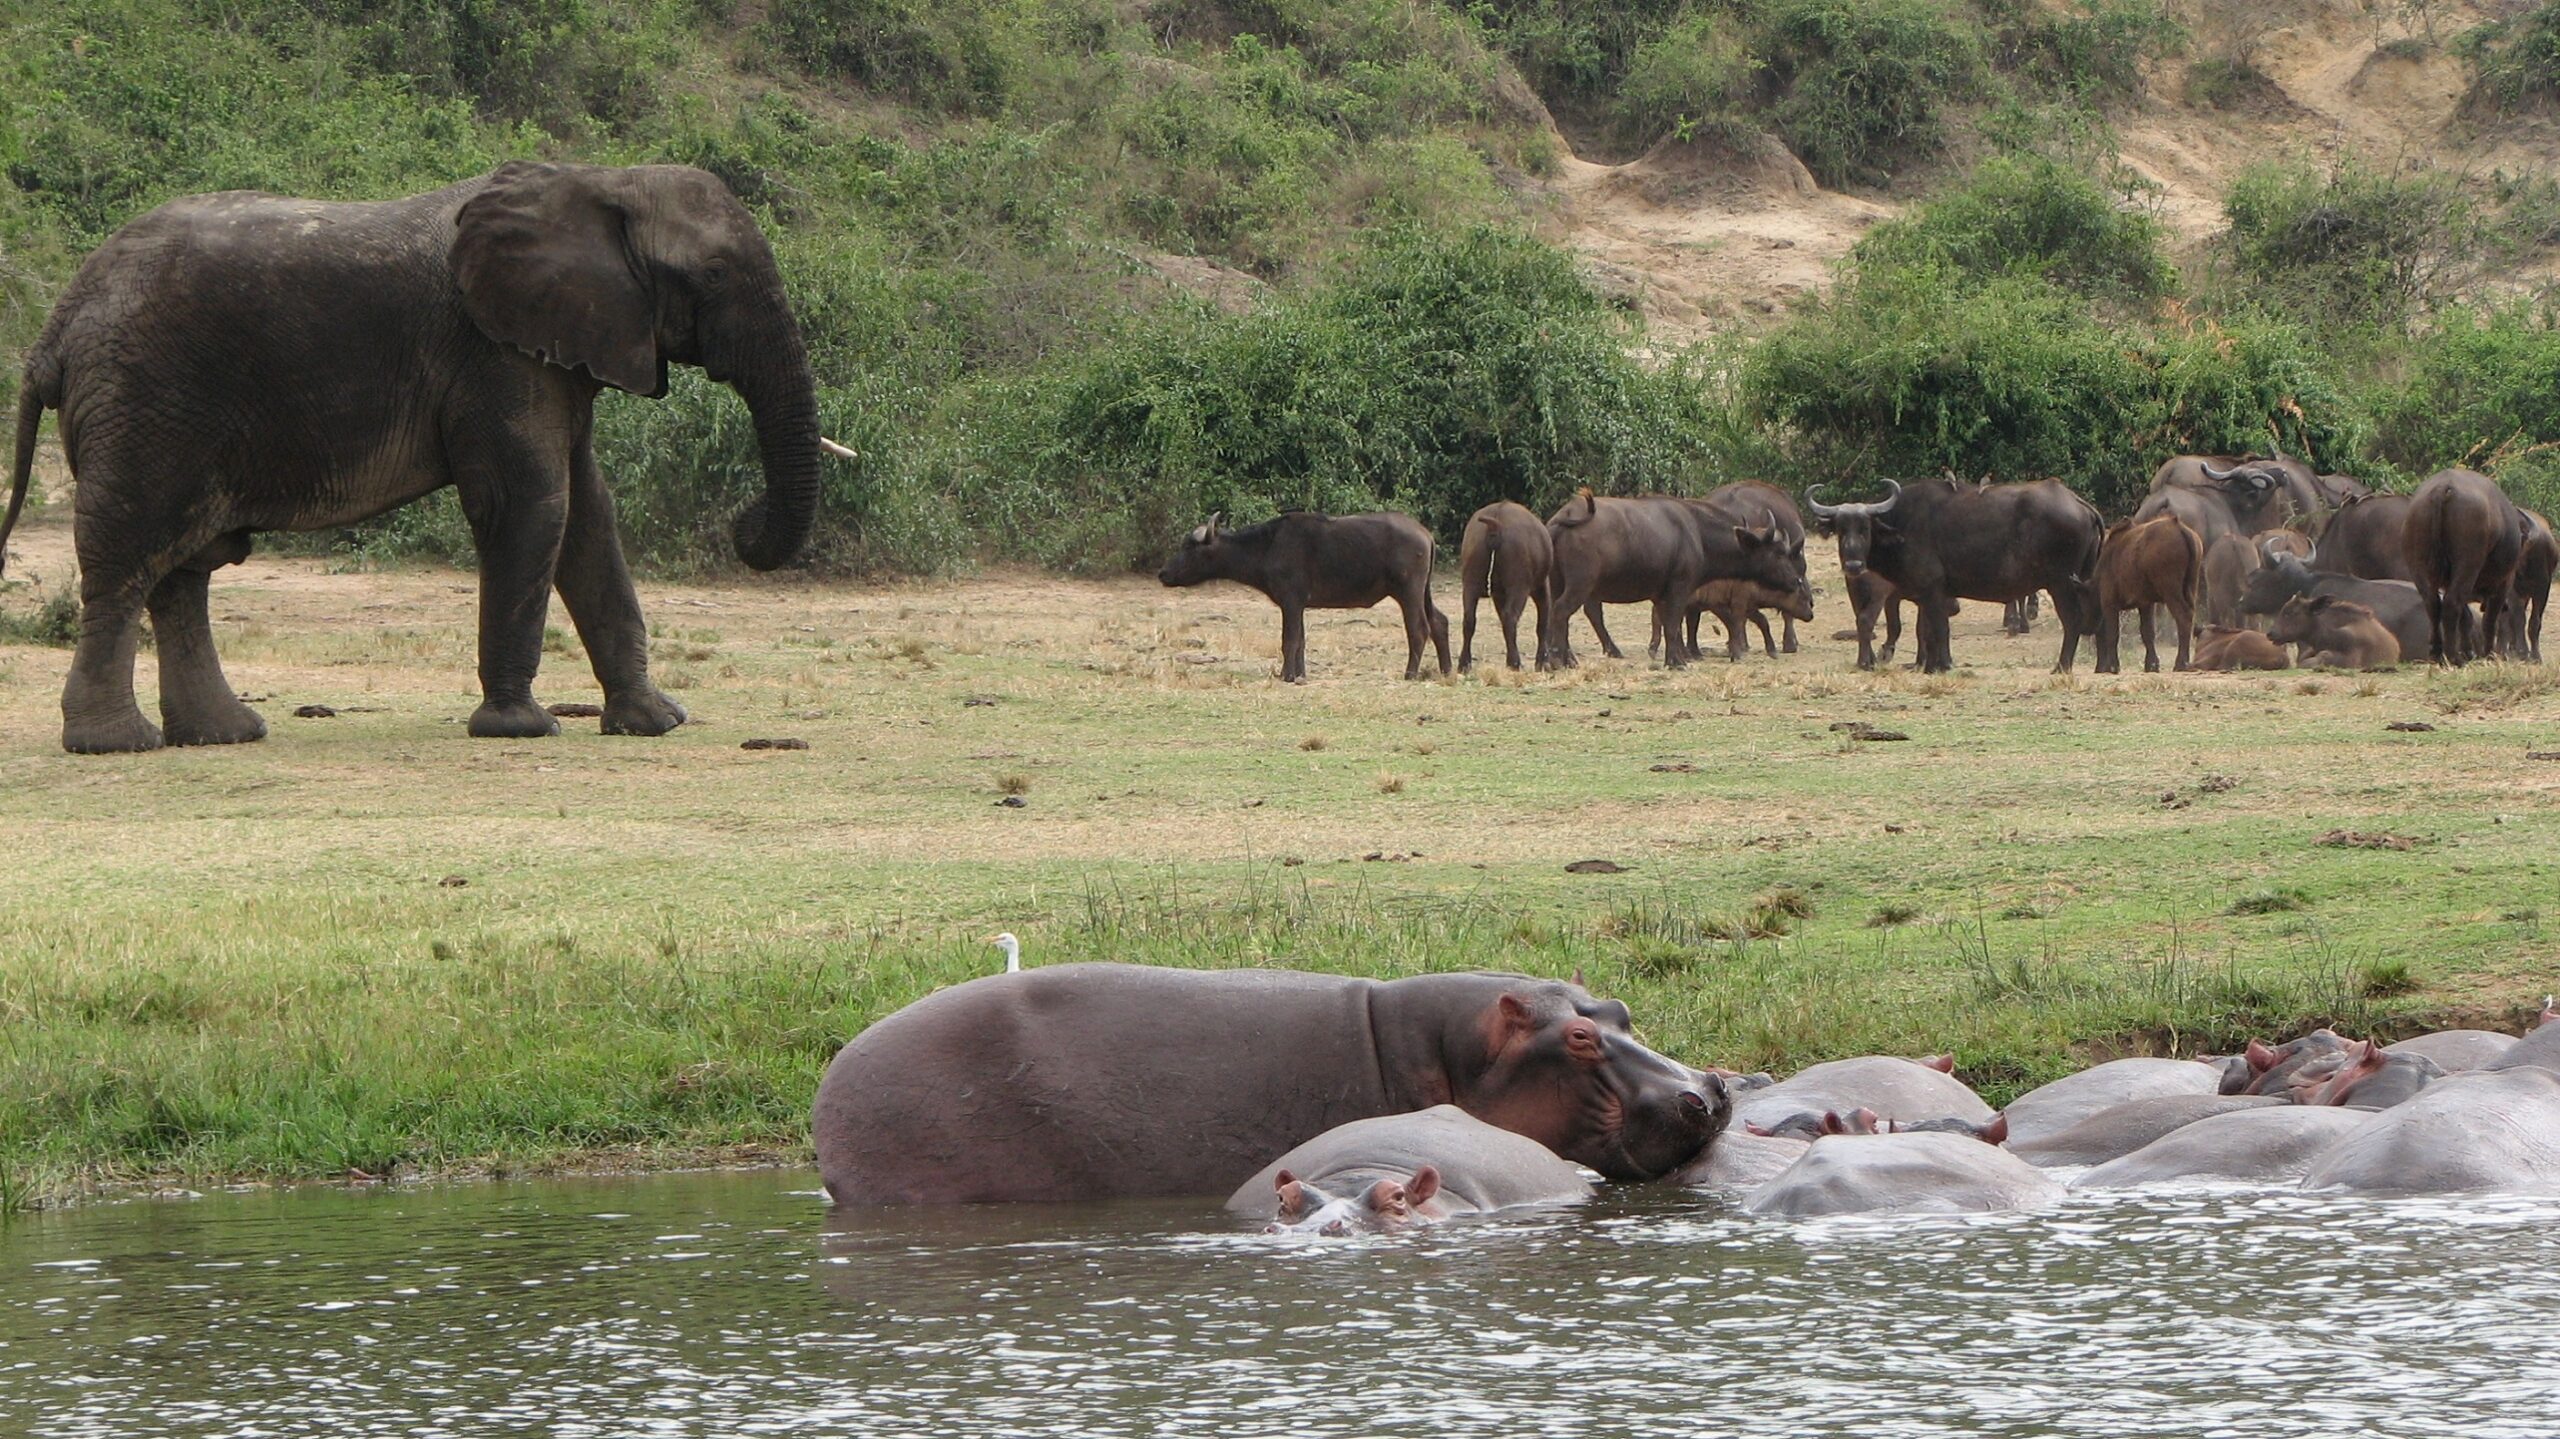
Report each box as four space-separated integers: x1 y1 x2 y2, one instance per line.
820 437 858 460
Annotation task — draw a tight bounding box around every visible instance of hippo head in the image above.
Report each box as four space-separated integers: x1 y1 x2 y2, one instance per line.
1157 514 1230 588
1804 480 1902 579
1461 984 1729 1181
1264 1166 1442 1237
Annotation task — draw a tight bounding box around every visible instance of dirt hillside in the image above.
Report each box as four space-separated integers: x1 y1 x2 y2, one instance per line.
1539 0 2558 345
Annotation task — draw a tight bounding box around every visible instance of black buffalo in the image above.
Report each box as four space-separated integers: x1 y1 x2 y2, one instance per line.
1158 512 1450 682
1805 478 2102 673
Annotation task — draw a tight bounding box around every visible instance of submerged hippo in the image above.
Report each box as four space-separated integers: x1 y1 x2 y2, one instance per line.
2073 1106 2375 1189
2302 1068 2560 1194
1672 1129 1811 1194
2009 1094 2285 1168
1743 1132 2064 1218
1734 1056 1994 1131
2483 1009 2560 1074
2286 1040 2443 1108
2000 1058 2224 1146
1229 1106 1593 1234
812 964 1727 1205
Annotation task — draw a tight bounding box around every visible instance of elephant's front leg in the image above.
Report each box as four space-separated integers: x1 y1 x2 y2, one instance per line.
553 440 684 736
150 537 268 747
455 456 569 739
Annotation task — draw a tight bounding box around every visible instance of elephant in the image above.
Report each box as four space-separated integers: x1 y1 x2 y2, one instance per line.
1742 1132 2064 1218
1998 1058 2224 1148
4 161 831 753
1228 1106 1593 1235
811 963 1729 1205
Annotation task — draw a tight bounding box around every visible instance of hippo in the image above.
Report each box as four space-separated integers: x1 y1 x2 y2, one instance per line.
2009 1094 2286 1168
1733 1056 1994 1131
2384 1029 2519 1072
1672 1130 1811 1194
2000 1058 2225 1146
2286 1040 2444 1108
2073 1106 2375 1189
2482 1007 2560 1073
1743 1133 2065 1218
1229 1106 1593 1234
812 964 1727 1205
2301 1068 2560 1194
2235 1029 2355 1096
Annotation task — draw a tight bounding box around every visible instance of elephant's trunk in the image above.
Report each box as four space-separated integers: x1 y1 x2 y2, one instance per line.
723 315 822 573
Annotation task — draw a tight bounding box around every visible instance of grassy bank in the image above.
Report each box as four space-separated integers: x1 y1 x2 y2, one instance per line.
4 512 2558 1206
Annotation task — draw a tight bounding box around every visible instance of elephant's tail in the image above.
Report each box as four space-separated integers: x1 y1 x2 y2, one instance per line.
1 361 48 580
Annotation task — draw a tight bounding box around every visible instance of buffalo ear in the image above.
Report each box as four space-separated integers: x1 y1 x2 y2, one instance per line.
451 161 663 397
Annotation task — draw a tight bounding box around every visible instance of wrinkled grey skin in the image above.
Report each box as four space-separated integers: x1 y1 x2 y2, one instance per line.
2384 1029 2519 1073
2482 1019 2560 1074
1999 1058 2225 1147
2238 1029 2354 1097
2302 1068 2560 1194
2287 1043 2443 1109
1743 1133 2064 1218
2074 1106 2375 1189
7 162 822 753
2009 1094 2285 1169
1229 1106 1592 1233
1733 1057 1994 1131
1670 1130 1810 1194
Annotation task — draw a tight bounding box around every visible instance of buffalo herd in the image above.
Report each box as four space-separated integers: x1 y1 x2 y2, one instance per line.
1156 456 2559 679
814 964 2560 1226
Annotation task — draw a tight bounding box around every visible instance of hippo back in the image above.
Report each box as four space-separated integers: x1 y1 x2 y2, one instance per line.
2483 1022 2560 1074
2008 1093 2284 1168
1735 1057 1994 1130
1226 1105 1592 1217
2301 1068 2560 1194
2384 1029 2519 1072
2000 1058 2223 1147
1743 1133 2063 1218
2073 1105 2374 1189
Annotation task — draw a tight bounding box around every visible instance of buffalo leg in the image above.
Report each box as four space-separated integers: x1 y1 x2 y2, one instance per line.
1585 602 1624 660
2170 590 2194 671
1279 600 1308 682
1426 593 1451 675
2137 603 2160 672
2052 585 2089 673
1754 611 1777 658
1655 590 1689 668
1781 614 1797 654
1917 599 1953 674
2095 601 2121 675
1458 578 1482 673
1496 584 1527 670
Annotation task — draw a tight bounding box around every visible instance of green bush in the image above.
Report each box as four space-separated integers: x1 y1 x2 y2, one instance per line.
761 0 1017 112
1612 10 1759 149
1754 0 1987 187
2220 160 2475 333
2366 302 2560 514
1979 0 2182 104
1852 154 2173 301
2457 3 2560 112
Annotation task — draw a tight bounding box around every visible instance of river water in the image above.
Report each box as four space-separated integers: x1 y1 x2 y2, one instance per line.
3 1169 2556 1438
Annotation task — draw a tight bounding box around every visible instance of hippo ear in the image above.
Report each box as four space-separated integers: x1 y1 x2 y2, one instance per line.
2245 1039 2280 1072
1978 1112 2010 1145
1405 1165 1441 1207
1493 993 1537 1049
1919 1054 1955 1074
1744 1121 1774 1137
1274 1171 1306 1218
1571 966 1587 990
1563 1017 1605 1066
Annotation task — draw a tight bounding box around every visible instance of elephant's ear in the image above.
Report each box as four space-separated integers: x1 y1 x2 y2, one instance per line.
451 161 664 397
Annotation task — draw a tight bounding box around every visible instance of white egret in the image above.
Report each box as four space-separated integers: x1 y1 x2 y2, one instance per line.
988 932 1022 973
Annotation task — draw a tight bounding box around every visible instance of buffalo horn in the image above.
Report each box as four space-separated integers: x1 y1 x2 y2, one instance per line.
2200 461 2236 481
1804 486 1839 520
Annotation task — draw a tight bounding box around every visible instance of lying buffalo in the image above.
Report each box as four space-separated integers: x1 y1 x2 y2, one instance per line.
1545 492 1810 669
2402 467 2523 664
2238 555 2429 660
1158 512 1449 682
2191 625 2290 670
1229 1105 1592 1235
2314 492 2413 582
812 964 1728 1204
2268 595 2399 669
1457 501 1554 673
2094 512 2203 673
1805 477 2102 673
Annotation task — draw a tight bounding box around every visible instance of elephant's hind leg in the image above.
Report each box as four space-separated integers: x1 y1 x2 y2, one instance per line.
554 439 683 736
61 580 160 754
150 534 266 746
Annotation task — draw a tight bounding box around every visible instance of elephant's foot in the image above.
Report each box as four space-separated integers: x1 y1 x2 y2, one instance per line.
468 697 562 739
161 696 269 747
63 707 165 755
601 686 687 737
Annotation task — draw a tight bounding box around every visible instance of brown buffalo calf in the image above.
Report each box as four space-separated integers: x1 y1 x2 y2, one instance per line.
1665 576 1817 662
2095 513 2203 673
1159 512 1450 682
2191 625 2291 670
2270 595 2400 669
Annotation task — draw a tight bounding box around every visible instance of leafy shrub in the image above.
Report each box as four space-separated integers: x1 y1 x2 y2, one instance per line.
1852 154 2173 301
2220 160 2475 333
1464 0 1693 107
1610 10 1758 148
2181 52 2266 109
1754 0 1986 187
762 0 1016 112
1978 0 2182 104
2365 302 2560 515
2457 3 2560 112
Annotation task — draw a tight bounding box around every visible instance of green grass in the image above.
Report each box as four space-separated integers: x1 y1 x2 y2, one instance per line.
2 529 2555 1207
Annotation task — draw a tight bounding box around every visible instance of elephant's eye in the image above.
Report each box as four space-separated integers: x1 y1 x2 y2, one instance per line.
700 260 731 288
